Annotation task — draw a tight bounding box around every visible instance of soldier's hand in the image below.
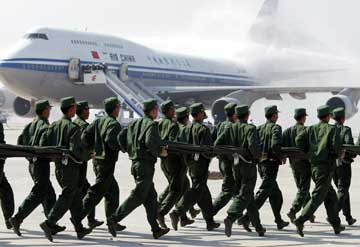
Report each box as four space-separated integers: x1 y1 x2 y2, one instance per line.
340 149 346 160
160 147 168 157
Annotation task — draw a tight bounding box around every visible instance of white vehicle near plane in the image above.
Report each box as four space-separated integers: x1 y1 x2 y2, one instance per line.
0 0 359 122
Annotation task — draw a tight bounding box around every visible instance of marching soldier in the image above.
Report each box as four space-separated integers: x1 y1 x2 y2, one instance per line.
282 108 315 223
172 107 200 223
294 105 345 237
157 100 194 228
212 103 237 215
107 99 170 239
218 105 266 237
39 97 91 241
0 119 14 230
80 97 125 233
74 101 104 228
333 107 357 225
169 103 220 231
10 100 62 236
242 105 289 230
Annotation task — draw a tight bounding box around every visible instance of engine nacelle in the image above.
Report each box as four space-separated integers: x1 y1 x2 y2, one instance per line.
326 94 358 119
13 97 35 118
211 97 241 123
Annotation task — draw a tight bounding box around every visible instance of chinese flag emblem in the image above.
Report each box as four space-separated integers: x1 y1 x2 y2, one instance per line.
91 51 100 59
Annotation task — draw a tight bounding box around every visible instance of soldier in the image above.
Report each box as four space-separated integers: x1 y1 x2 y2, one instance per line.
212 103 237 215
73 101 104 228
10 100 63 236
107 99 170 239
242 105 289 230
333 107 357 225
218 105 266 237
294 105 345 237
169 103 220 231
157 100 194 228
39 97 91 242
173 107 200 222
0 119 14 230
80 97 125 233
283 108 315 223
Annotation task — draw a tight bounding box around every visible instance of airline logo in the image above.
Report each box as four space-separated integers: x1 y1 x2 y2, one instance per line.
91 51 100 59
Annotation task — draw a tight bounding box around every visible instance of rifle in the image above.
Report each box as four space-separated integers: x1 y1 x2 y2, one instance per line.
162 141 307 161
0 144 82 164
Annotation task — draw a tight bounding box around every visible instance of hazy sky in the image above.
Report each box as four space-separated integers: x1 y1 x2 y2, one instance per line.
2 0 360 129
1 0 360 56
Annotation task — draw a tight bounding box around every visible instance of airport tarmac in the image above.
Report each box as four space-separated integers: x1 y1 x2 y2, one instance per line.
0 125 359 247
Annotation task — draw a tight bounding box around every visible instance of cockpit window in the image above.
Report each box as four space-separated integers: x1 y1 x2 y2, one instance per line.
24 33 49 40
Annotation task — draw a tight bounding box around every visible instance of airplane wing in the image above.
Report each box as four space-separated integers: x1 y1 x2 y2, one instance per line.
155 85 355 107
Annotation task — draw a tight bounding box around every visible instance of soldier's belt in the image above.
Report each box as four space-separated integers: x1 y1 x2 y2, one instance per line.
0 143 82 164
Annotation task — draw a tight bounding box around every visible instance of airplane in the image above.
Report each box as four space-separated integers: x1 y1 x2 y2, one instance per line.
0 0 359 123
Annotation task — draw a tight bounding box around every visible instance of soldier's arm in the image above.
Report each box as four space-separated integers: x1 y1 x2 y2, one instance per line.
81 120 96 148
282 128 290 147
104 122 122 151
168 123 179 142
344 127 354 145
344 127 357 159
214 126 229 146
200 127 213 146
330 126 343 158
145 122 161 157
271 125 283 159
69 125 84 161
248 125 262 160
295 128 309 153
39 125 51 147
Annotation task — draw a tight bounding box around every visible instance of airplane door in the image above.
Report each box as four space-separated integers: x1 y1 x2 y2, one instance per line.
68 58 81 81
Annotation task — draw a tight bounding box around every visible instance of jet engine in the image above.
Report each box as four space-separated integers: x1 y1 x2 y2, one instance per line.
326 93 358 119
211 97 241 123
13 97 35 117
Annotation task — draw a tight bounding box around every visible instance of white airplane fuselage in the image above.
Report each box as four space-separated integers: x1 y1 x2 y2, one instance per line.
0 27 257 108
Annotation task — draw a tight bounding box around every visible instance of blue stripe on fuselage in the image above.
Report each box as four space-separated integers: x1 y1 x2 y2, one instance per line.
1 57 252 79
0 58 256 86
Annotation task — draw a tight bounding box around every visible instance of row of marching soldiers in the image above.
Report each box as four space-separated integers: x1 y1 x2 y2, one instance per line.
0 95 355 241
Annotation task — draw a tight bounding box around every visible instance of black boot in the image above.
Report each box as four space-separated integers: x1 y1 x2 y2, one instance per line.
39 221 54 242
309 215 316 223
189 208 201 219
242 217 252 232
333 225 345 235
276 219 289 230
169 211 179 231
180 218 194 227
52 224 66 235
76 227 92 240
346 217 357 226
107 217 118 237
70 218 92 240
294 220 304 237
256 226 266 237
157 213 168 228
88 218 104 229
287 209 296 223
153 227 170 239
5 219 12 230
206 220 220 231
9 217 21 236
224 217 233 237
115 223 126 231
